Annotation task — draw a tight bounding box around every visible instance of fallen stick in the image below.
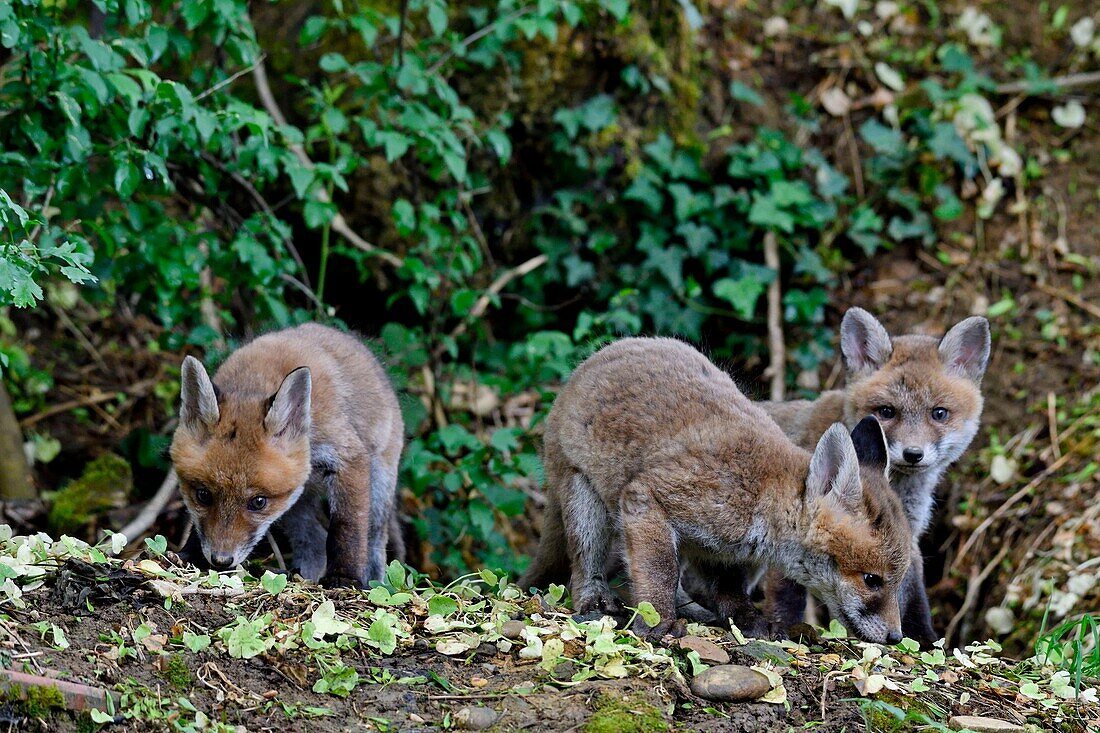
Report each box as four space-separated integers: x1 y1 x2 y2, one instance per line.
0 668 120 712
117 469 179 547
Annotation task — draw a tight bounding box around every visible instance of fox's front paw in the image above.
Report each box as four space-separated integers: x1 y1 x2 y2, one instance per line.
572 585 625 617
631 616 686 643
320 573 363 589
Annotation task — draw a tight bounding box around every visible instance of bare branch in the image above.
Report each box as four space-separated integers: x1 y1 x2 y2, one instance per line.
762 231 784 401
251 59 403 269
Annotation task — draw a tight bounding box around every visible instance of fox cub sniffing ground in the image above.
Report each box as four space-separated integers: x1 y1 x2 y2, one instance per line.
522 337 911 643
170 323 404 588
763 308 990 643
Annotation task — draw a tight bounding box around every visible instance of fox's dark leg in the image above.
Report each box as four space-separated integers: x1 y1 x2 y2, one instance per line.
564 471 622 616
766 568 809 629
321 456 372 589
520 489 570 591
620 481 684 641
690 558 772 639
386 512 406 564
900 549 937 646
278 491 327 581
365 456 399 582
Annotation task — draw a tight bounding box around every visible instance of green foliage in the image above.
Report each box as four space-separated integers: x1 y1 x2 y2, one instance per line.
1036 613 1100 684
1 0 1026 582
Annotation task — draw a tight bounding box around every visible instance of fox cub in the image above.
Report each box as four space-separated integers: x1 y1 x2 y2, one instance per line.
170 324 405 587
522 337 911 643
763 308 990 642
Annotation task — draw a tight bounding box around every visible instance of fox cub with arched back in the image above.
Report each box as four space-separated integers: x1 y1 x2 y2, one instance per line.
522 337 912 643
169 323 404 587
762 308 990 643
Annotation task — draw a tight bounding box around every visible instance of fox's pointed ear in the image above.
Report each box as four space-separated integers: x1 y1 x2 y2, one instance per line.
939 316 990 383
265 367 311 441
807 423 862 512
180 356 220 432
850 416 889 473
840 307 892 377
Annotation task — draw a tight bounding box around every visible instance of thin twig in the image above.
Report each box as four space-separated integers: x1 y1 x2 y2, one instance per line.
251 58 403 268
195 55 266 101
118 470 179 546
265 530 286 571
200 151 310 286
395 0 409 69
763 231 784 401
944 543 1010 645
19 379 157 428
995 70 1100 95
1047 392 1061 460
426 7 533 75
842 114 865 200
953 450 1074 566
433 254 548 357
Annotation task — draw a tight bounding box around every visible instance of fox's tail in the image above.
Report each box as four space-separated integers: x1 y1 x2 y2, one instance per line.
518 492 570 590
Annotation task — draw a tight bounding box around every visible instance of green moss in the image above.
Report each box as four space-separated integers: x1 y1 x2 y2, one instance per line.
75 711 100 733
48 453 132 536
584 692 668 733
15 683 65 718
157 654 193 692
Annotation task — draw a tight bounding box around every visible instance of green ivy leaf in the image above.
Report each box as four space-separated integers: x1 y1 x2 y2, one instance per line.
859 119 905 156
427 595 459 617
260 571 287 596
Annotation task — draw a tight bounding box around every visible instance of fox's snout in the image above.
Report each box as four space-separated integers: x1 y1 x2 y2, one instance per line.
207 551 237 570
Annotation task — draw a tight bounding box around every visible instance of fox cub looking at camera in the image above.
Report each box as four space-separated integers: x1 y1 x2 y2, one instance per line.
762 308 990 643
170 323 404 588
522 337 911 643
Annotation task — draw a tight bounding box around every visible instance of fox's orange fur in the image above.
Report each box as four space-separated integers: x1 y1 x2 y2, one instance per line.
522 337 911 643
170 323 404 587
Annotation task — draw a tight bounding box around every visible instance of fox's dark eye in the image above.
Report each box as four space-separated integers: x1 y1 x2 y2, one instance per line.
931 407 949 422
195 487 213 506
876 406 896 420
863 573 884 591
247 496 268 512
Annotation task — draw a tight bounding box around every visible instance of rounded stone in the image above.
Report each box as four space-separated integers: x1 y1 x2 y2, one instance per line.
454 706 499 730
948 716 1025 732
689 664 771 702
501 620 526 640
677 636 731 665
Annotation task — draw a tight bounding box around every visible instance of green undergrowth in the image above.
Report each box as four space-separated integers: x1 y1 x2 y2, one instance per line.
0 530 1094 731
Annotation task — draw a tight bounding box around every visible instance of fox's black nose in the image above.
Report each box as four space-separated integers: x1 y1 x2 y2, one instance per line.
885 629 902 645
209 554 235 570
902 447 924 464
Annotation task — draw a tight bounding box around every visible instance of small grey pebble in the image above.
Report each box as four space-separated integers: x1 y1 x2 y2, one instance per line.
501 620 526 640
947 716 1025 732
454 706 499 730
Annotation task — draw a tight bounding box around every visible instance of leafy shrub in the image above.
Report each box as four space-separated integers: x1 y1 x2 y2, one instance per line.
0 0 1015 579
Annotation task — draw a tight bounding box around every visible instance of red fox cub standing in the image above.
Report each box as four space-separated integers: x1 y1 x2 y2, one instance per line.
169 324 405 588
522 337 911 643
762 308 990 643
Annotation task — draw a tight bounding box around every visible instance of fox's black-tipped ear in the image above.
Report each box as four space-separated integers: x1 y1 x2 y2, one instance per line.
807 423 862 512
180 356 220 432
265 367 311 441
840 307 892 377
851 416 889 472
939 316 990 383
